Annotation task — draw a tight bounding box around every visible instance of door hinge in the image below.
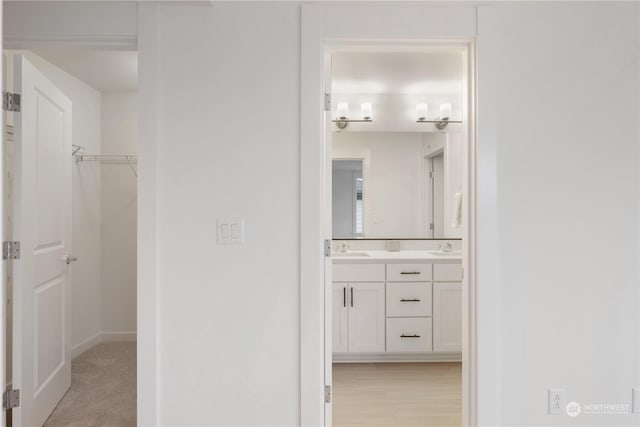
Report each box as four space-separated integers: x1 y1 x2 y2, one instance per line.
3 92 21 112
324 239 331 257
3 389 20 409
2 241 20 260
324 93 331 112
429 171 433 179
429 223 434 231
324 385 331 403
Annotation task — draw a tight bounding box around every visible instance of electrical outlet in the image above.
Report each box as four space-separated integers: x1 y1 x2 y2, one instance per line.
548 389 566 415
633 388 640 414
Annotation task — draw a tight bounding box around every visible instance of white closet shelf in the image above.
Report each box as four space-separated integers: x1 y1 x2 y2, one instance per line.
75 154 137 163
74 153 138 177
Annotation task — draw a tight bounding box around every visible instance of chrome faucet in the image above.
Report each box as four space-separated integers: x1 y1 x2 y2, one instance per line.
333 241 350 253
433 242 453 253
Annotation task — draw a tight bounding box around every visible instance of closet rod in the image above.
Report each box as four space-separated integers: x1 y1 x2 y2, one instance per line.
75 154 138 177
75 154 137 163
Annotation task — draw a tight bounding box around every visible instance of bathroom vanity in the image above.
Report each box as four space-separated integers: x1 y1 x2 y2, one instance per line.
332 250 462 362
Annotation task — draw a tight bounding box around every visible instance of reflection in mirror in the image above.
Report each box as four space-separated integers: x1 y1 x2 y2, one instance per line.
331 132 462 239
332 160 363 238
427 152 445 238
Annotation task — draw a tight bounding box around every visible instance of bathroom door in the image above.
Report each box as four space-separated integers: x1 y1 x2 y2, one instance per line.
323 51 334 426
11 55 73 427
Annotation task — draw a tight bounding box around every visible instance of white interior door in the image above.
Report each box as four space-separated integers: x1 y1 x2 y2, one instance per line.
12 55 72 427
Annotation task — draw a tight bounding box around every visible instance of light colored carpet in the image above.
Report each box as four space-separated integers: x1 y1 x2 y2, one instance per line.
43 342 136 427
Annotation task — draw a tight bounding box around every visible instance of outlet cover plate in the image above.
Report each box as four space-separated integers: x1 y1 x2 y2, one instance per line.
548 389 566 415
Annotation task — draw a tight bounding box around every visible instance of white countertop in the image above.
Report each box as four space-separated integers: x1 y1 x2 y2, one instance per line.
332 250 462 264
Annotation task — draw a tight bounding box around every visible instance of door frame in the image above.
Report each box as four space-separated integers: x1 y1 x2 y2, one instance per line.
0 28 153 427
300 5 478 426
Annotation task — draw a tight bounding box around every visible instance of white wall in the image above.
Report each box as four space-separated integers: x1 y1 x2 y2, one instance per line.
13 52 104 355
333 132 424 238
101 92 137 337
147 4 300 425
477 4 639 425
5 2 640 426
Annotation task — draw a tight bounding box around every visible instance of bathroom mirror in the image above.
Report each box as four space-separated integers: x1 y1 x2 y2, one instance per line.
331 131 463 239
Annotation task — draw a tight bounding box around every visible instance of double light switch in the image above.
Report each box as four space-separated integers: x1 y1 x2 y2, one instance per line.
217 218 244 244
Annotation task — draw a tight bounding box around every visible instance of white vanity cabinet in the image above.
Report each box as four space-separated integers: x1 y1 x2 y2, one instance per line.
332 256 462 361
432 264 463 352
332 264 386 354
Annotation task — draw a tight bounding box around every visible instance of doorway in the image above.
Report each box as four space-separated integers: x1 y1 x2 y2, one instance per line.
3 49 138 427
320 43 475 427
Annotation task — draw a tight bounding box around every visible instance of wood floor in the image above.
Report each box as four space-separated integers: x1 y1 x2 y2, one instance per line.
333 362 461 427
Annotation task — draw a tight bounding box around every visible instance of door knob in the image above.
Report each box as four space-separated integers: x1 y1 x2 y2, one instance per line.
63 255 78 265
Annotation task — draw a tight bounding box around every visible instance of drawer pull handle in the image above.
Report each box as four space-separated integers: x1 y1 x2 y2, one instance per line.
400 272 421 275
400 299 421 302
400 334 421 338
343 287 346 308
350 287 354 307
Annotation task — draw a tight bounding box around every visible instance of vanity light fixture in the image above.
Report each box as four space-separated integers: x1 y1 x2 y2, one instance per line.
416 102 462 130
333 101 373 129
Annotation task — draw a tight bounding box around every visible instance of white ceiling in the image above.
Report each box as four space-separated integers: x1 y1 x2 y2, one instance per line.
32 50 138 92
331 52 463 95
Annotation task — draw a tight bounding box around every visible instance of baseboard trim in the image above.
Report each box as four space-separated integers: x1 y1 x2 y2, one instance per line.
71 332 103 359
72 332 137 359
101 332 137 342
333 352 462 363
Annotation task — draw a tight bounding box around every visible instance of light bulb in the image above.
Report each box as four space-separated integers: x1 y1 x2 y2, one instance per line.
361 102 372 120
337 102 349 119
416 103 428 121
440 102 452 119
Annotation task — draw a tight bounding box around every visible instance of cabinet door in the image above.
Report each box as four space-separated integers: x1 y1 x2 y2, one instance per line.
332 283 348 353
433 282 462 352
348 282 385 353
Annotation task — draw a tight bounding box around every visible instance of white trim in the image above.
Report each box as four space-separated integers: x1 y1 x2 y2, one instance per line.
3 36 137 51
333 352 461 363
102 332 137 343
71 332 137 359
300 5 478 427
71 333 102 359
137 4 159 426
300 5 325 426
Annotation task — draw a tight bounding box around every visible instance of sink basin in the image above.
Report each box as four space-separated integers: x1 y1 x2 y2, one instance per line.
333 252 369 257
428 250 462 256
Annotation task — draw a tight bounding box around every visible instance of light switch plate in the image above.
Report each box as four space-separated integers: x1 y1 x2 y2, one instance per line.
217 218 244 244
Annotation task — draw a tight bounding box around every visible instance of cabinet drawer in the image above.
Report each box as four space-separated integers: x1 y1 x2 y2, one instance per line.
433 263 462 281
386 283 432 317
386 264 432 282
333 264 385 282
386 318 432 352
